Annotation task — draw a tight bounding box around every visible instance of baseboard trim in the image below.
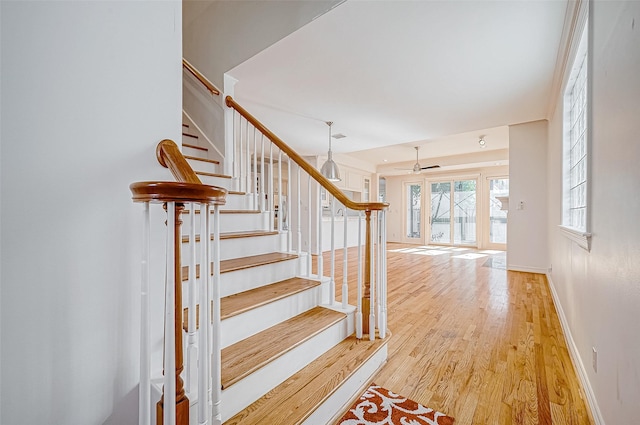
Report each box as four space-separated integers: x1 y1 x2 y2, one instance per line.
506 264 548 274
546 273 605 425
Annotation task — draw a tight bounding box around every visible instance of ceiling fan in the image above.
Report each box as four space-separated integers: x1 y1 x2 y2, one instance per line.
395 146 440 173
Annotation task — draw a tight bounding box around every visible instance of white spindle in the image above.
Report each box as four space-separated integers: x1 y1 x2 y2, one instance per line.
269 143 274 231
307 175 312 277
246 120 251 195
342 204 348 309
356 211 363 339
164 201 176 425
287 156 292 251
296 165 301 257
260 135 265 213
186 204 197 394
139 202 150 425
278 150 283 232
198 204 210 425
317 186 323 280
253 127 258 209
329 195 335 305
369 211 376 342
379 209 387 339
211 205 222 424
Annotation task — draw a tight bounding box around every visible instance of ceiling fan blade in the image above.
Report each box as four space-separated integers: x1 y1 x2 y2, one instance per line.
421 165 441 170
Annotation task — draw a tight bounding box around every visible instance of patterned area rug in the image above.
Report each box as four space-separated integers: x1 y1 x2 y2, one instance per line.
336 384 455 425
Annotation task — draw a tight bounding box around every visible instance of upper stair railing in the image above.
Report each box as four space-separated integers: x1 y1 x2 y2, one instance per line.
225 95 389 341
183 58 220 96
131 140 227 425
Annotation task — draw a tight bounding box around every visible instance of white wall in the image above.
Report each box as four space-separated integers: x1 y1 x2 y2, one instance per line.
183 0 341 90
547 2 640 423
0 2 182 424
507 120 549 272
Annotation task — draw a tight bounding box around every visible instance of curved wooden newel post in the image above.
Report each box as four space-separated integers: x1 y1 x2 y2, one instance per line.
157 202 189 425
362 210 372 335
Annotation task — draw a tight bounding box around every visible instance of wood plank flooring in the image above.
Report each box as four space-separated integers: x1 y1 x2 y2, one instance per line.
314 243 594 425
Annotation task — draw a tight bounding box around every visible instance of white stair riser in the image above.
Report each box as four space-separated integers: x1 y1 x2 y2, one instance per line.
220 259 299 297
221 285 321 349
180 211 267 234
182 144 206 158
181 233 281 263
221 316 352 422
220 194 257 211
306 344 389 425
186 158 218 174
197 174 233 189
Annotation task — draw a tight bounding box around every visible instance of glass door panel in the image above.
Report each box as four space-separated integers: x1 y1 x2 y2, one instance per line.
430 182 451 243
489 178 509 244
406 183 421 238
454 180 477 245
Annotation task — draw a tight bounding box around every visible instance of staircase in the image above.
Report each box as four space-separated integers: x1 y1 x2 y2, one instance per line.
142 124 389 425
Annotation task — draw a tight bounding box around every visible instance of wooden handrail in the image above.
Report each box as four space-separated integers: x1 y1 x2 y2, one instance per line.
130 181 227 205
225 96 389 212
157 139 203 185
183 58 220 96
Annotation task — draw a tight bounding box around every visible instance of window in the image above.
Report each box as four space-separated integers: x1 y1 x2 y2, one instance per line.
406 183 421 239
561 21 591 250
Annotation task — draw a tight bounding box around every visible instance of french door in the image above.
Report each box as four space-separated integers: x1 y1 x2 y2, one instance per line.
486 177 509 250
429 179 477 246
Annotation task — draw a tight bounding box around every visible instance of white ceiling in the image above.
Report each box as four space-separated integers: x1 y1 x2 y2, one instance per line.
228 0 568 172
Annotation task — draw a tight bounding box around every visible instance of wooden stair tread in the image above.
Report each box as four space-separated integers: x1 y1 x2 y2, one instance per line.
221 277 321 320
183 143 207 151
181 252 298 281
221 252 298 273
224 334 389 425
182 132 198 139
181 230 278 243
184 155 220 165
182 209 260 215
196 171 232 179
221 307 346 389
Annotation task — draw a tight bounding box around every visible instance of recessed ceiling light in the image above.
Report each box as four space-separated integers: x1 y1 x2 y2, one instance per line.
332 133 346 139
383 159 388 162
478 136 486 148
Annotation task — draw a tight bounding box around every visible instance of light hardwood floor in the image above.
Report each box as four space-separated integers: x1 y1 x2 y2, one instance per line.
315 243 594 425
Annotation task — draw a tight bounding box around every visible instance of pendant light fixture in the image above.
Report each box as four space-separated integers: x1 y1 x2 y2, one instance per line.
320 121 341 182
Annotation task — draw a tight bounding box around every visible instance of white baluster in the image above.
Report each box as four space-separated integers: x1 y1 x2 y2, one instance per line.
253 127 258 209
139 202 150 425
260 135 265 213
317 186 323 281
246 121 251 196
379 209 387 339
211 205 222 425
269 143 274 231
186 204 197 394
287 156 292 251
278 149 283 233
356 211 363 339
165 201 176 425
198 204 210 425
369 211 376 342
296 165 301 258
307 175 312 277
342 204 348 309
330 195 335 305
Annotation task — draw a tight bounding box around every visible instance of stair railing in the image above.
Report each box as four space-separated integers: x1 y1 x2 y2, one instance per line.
225 96 389 340
183 58 220 96
131 139 227 425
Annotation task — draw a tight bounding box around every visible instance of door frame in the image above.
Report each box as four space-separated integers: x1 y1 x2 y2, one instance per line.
483 175 509 251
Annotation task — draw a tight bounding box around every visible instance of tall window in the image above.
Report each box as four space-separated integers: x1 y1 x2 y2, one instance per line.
563 25 589 234
406 184 421 238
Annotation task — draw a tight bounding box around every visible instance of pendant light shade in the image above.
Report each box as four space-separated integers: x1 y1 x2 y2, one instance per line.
320 121 341 182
